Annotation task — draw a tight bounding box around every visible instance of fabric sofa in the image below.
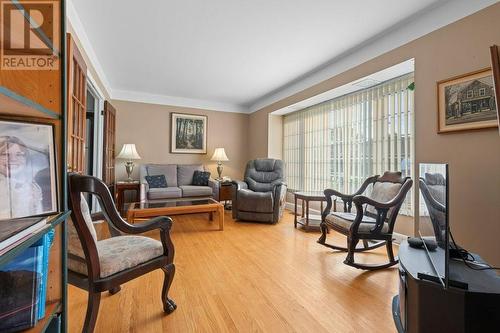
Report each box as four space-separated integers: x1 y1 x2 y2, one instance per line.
231 158 287 224
139 164 219 201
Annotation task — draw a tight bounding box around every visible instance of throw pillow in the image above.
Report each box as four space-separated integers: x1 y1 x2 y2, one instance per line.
145 175 168 188
192 171 211 186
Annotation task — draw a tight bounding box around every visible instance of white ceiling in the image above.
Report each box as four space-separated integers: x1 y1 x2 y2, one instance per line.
69 0 497 113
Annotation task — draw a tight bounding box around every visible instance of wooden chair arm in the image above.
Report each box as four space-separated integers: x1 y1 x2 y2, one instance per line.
124 215 173 234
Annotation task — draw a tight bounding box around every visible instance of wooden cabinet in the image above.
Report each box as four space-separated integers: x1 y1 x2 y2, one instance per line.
0 1 69 331
66 33 87 173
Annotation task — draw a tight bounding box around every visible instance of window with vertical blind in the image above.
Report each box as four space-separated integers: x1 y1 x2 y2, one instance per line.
283 73 414 214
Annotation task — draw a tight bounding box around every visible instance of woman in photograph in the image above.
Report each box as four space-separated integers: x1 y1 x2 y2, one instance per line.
0 136 43 219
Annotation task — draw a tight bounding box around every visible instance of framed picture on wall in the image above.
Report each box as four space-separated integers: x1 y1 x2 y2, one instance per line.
0 119 58 220
437 68 498 133
170 113 207 154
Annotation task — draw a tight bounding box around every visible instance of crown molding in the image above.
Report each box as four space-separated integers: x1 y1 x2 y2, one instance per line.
67 0 112 98
247 0 498 113
111 89 249 113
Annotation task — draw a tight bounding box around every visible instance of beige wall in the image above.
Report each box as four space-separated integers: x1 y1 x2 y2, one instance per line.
268 115 283 160
249 3 500 265
112 100 249 182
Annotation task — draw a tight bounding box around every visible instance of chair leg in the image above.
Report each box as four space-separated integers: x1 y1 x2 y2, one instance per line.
344 236 359 265
161 263 177 314
109 286 121 295
386 239 395 262
362 240 369 248
83 291 101 333
317 222 328 244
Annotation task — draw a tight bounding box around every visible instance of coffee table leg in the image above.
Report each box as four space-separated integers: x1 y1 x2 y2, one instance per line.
218 206 224 230
127 211 134 224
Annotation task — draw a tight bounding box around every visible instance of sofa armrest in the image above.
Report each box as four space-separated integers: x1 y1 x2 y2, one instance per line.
208 178 220 200
140 182 149 202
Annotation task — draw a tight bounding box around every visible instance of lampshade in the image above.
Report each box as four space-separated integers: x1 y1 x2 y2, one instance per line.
116 144 141 160
211 148 229 161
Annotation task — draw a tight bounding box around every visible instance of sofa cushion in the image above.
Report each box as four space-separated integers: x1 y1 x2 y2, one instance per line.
68 235 163 278
145 174 168 188
325 212 388 233
192 170 211 186
147 187 182 200
179 185 213 197
178 164 204 186
145 164 178 187
237 189 273 213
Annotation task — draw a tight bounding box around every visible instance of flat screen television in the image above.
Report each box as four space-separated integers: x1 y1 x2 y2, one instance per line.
418 163 449 288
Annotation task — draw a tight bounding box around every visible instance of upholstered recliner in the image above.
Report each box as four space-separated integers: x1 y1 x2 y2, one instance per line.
231 159 287 224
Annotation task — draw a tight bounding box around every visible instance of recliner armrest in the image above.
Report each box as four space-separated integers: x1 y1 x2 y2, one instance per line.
231 180 248 191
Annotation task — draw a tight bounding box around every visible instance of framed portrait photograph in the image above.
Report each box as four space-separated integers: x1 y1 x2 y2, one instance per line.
437 68 498 133
0 120 58 220
170 113 207 154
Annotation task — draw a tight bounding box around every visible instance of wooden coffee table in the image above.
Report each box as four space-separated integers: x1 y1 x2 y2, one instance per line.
127 198 225 230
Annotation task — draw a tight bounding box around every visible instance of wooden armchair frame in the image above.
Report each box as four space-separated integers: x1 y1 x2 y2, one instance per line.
318 172 413 270
68 174 176 332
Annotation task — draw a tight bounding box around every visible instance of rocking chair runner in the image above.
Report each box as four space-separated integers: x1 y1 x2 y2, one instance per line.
318 171 413 270
67 174 176 333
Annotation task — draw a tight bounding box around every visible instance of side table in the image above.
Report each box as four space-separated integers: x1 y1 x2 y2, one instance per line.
294 191 336 231
115 181 140 216
217 180 233 210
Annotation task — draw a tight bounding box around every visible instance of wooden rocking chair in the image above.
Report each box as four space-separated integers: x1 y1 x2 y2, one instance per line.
318 171 413 270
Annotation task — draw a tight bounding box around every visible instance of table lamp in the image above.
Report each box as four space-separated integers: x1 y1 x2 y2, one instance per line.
116 143 141 182
211 148 229 180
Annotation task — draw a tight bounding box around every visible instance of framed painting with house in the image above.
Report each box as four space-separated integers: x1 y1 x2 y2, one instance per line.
170 112 207 154
437 68 498 133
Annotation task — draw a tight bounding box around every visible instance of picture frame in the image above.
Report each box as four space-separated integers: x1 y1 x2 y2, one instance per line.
0 119 58 220
170 112 207 154
437 68 498 133
490 45 500 136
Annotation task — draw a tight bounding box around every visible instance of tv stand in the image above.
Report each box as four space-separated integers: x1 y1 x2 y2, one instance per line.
393 240 500 333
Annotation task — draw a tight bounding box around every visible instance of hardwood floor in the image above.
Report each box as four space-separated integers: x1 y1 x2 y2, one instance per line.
68 211 399 332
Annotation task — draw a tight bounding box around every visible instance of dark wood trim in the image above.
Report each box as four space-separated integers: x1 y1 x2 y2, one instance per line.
102 101 116 187
490 45 500 133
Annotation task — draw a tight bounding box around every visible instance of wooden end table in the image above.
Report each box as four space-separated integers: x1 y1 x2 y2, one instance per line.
217 181 233 209
115 181 140 216
127 198 225 230
294 191 336 231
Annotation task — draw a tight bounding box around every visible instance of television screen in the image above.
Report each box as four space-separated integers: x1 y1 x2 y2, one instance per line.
418 163 448 287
